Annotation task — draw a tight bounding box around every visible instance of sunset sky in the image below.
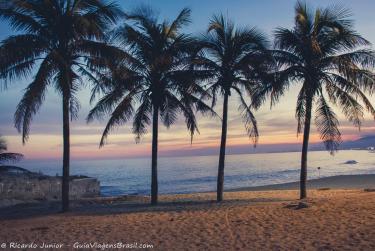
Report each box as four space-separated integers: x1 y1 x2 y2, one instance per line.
0 0 374 160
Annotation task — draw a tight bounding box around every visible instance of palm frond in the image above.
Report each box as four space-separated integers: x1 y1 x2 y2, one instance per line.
160 94 179 129
0 1 44 34
325 80 364 128
233 87 259 145
326 73 375 119
0 34 47 86
14 56 56 143
132 96 152 143
315 95 342 153
167 7 191 38
87 84 129 123
274 28 302 55
324 49 375 77
163 91 199 143
296 86 307 136
99 94 135 147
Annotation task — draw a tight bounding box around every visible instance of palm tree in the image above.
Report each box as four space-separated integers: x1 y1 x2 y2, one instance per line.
88 7 214 205
0 0 122 211
252 1 375 199
0 136 23 164
197 15 272 202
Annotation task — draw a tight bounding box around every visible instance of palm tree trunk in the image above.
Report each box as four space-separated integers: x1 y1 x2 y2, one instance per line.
300 97 313 199
62 92 70 212
217 93 229 202
151 106 159 205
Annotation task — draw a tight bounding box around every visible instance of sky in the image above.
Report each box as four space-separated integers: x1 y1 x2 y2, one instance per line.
0 0 375 160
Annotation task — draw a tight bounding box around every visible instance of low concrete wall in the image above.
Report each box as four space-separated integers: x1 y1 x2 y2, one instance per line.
0 174 100 203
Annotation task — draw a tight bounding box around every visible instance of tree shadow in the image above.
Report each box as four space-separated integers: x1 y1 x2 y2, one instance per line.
0 196 292 220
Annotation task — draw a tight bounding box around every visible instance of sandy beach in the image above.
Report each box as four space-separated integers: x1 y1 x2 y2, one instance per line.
0 174 374 250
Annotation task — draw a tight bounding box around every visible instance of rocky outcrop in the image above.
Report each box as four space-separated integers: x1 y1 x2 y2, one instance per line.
0 166 100 207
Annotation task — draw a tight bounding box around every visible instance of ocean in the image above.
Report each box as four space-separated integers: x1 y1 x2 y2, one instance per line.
18 150 375 196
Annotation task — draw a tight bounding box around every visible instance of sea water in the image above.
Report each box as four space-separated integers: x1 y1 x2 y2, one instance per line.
18 150 375 196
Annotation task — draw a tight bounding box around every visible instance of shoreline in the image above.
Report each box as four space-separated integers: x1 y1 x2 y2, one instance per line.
101 174 375 196
1 173 374 210
229 174 375 192
1 174 374 207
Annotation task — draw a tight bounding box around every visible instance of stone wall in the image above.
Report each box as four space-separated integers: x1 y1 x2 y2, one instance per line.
0 173 100 206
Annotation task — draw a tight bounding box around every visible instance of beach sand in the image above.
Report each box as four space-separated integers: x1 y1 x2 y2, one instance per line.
0 175 374 250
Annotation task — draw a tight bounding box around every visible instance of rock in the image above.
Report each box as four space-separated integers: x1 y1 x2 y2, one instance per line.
0 171 100 208
296 202 309 209
317 187 330 191
0 198 27 208
343 160 358 164
284 201 310 210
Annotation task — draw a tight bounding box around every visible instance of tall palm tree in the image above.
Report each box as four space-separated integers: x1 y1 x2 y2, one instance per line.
0 0 122 211
0 136 23 164
252 1 375 199
197 15 272 202
88 7 214 205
